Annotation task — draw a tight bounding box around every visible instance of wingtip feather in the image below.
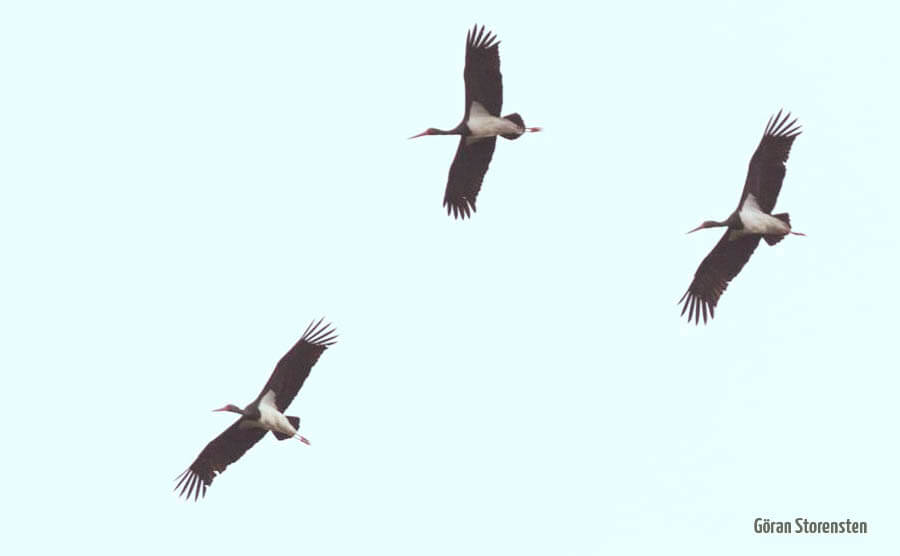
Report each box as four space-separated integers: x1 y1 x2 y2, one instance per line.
301 318 338 347
467 24 499 50
764 109 803 139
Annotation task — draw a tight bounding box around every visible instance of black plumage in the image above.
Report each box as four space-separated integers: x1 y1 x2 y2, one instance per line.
680 111 803 324
443 25 502 219
175 319 337 500
410 24 540 219
444 136 497 219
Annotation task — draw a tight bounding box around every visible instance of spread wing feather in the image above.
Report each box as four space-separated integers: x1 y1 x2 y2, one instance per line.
741 110 802 213
679 233 762 324
256 319 337 412
174 420 267 501
463 25 502 117
443 137 497 219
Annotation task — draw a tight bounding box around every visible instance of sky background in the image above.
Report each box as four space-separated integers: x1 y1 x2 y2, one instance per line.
2 1 898 554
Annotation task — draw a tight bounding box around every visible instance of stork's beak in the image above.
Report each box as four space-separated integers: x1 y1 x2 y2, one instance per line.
686 224 705 234
212 406 229 412
408 131 428 139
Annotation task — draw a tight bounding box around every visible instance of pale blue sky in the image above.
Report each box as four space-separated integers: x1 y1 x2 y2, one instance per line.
1 1 898 554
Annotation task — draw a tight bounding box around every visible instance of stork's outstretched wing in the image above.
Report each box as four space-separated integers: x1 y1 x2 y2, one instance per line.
175 419 267 501
740 110 802 214
463 25 502 117
256 319 337 412
443 136 497 219
679 233 762 324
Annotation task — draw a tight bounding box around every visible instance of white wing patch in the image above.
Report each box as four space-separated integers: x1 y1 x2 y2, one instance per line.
743 193 762 212
469 100 491 119
260 389 278 408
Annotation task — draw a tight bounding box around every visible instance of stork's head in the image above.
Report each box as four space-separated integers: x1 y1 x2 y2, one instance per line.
686 220 725 234
212 404 244 415
408 128 442 139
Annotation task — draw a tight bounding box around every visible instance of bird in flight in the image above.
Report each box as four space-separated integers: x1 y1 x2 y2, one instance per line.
175 319 337 500
680 111 806 324
409 24 541 219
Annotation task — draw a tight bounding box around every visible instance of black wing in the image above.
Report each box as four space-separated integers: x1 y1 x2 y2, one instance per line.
443 137 497 219
463 25 502 117
174 419 267 501
679 232 762 324
256 318 337 412
740 110 802 214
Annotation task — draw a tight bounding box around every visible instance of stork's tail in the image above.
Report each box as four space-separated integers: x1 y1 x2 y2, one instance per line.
765 213 791 245
271 416 301 441
501 113 541 140
773 213 791 226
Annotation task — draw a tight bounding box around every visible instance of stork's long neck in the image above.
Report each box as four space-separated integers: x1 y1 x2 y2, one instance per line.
724 211 743 229
214 403 253 417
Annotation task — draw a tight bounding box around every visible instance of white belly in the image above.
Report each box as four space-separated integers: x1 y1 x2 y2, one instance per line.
739 195 789 235
256 390 297 436
466 101 521 138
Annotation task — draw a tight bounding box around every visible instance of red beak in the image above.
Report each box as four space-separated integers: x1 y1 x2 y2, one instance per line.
686 224 705 234
408 131 429 139
212 406 230 412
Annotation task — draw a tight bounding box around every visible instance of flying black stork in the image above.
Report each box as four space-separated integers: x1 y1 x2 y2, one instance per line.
680 110 806 324
409 24 541 219
174 319 337 500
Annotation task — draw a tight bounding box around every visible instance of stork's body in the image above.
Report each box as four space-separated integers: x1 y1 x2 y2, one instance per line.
465 101 524 139
175 319 337 500
253 390 303 439
711 197 793 241
410 25 541 219
680 111 805 324
729 193 793 236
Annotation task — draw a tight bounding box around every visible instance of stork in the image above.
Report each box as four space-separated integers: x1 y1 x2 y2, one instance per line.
174 319 337 500
409 24 541 219
680 111 806 324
